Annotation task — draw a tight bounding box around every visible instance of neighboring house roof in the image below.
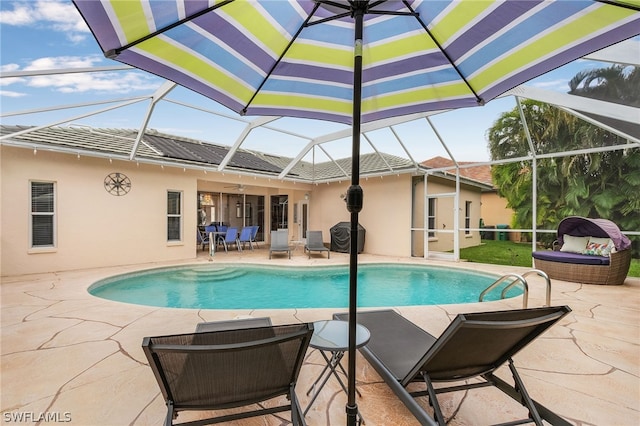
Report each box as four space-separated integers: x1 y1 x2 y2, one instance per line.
0 125 427 183
421 156 494 187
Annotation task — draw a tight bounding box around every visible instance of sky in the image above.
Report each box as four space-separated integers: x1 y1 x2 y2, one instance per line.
0 0 624 163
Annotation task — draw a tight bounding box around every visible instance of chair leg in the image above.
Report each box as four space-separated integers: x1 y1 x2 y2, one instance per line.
290 387 307 426
507 359 544 426
165 401 175 426
422 372 446 425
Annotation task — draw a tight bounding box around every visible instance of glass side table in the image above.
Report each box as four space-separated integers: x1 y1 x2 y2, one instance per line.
304 320 370 424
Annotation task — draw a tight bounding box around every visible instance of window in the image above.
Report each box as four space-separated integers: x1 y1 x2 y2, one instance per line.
31 181 55 247
427 197 436 238
167 191 182 241
465 201 472 235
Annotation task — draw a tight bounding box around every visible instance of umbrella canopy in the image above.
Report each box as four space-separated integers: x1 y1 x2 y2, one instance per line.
74 0 639 126
73 1 640 424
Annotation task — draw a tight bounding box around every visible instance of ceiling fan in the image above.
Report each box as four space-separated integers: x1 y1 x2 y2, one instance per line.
224 184 247 192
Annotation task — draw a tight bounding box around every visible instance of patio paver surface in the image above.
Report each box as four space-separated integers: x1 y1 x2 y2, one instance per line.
2 249 638 425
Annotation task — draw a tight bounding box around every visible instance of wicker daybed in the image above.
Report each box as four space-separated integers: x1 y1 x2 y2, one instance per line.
532 216 632 285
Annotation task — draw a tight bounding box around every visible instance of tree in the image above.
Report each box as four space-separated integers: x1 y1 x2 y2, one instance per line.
569 65 640 107
487 65 640 250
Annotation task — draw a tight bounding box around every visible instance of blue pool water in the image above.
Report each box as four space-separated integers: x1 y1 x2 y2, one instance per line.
89 264 521 309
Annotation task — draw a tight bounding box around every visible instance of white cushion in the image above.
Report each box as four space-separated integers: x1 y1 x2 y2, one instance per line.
560 235 590 253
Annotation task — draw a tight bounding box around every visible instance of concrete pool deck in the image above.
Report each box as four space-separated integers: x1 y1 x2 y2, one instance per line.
1 248 639 425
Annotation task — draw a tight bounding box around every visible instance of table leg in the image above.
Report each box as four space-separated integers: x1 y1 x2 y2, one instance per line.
331 352 362 397
304 350 365 424
306 356 332 397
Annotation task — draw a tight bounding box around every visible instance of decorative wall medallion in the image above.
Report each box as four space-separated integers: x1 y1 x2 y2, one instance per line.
104 172 131 196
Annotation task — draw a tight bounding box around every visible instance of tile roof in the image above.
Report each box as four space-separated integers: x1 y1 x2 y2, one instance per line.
0 125 160 157
1 125 491 188
1 125 419 182
421 156 494 187
0 125 281 174
251 150 419 181
143 133 281 173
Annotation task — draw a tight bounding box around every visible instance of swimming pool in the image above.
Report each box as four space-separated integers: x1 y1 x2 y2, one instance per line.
89 263 521 309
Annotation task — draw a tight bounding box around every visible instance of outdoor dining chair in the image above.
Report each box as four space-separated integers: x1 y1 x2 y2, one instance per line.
250 225 260 248
196 228 210 251
237 226 255 250
221 227 240 252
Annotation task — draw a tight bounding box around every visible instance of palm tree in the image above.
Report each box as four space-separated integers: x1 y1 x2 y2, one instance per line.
569 64 640 107
488 65 639 250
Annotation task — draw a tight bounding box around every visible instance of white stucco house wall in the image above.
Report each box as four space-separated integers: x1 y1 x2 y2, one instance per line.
1 125 491 276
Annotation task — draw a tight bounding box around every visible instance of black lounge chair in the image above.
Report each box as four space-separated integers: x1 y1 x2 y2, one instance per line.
195 316 272 333
142 322 314 425
334 306 572 426
304 230 330 259
269 230 292 259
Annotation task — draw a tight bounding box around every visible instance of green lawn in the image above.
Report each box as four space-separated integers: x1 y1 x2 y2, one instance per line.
459 240 639 278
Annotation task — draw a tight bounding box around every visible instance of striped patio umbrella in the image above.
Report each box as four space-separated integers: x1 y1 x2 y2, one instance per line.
72 1 640 424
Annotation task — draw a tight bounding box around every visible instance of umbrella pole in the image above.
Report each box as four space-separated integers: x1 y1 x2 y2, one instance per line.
346 4 365 426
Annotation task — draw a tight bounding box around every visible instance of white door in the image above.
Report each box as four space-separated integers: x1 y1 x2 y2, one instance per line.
300 200 309 242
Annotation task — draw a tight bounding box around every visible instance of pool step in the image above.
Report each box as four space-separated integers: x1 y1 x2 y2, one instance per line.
176 268 248 281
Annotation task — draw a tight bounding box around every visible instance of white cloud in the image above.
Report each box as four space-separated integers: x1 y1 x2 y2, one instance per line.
0 64 25 87
23 55 104 71
2 55 160 95
48 72 160 94
0 2 33 25
0 0 89 42
0 90 27 98
1 63 21 73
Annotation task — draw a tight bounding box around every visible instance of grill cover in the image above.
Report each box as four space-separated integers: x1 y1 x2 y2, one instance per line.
330 222 365 253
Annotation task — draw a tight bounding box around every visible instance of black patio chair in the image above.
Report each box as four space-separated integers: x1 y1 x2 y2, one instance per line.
195 316 272 333
142 322 314 425
334 306 572 426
